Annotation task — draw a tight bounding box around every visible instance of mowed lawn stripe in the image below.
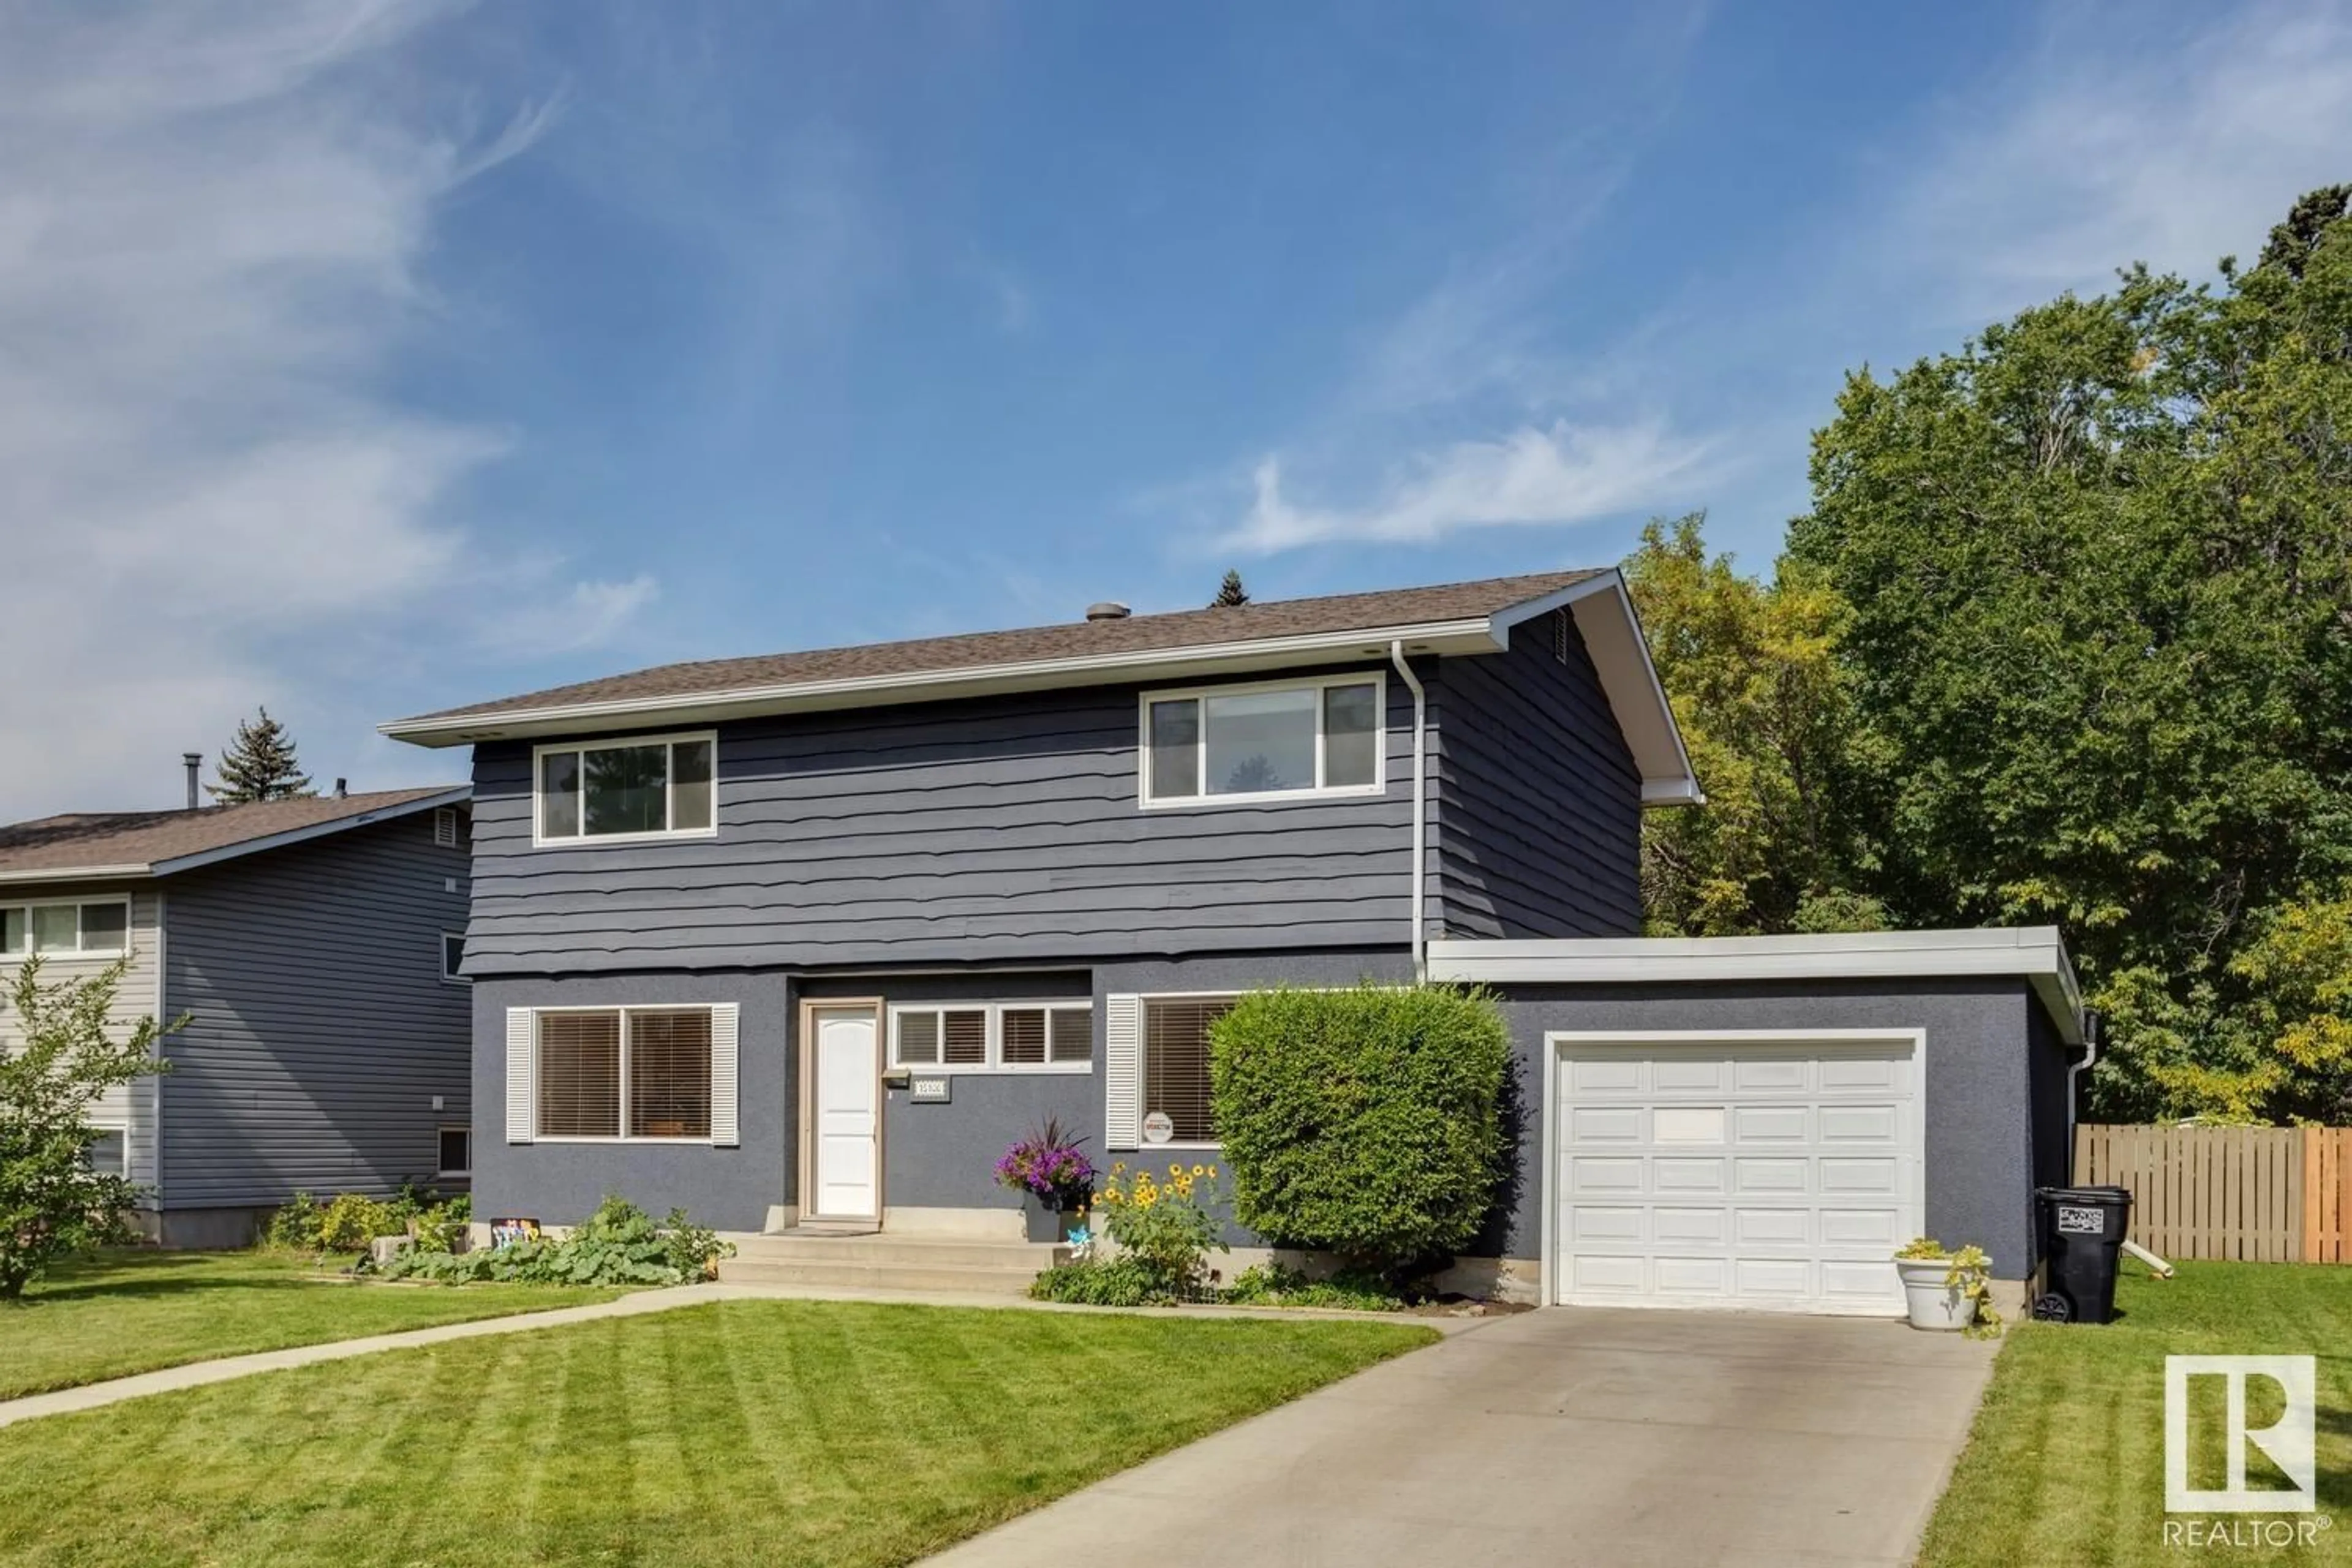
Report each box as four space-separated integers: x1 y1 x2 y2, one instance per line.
2 1250 625 1400
0 1298 1435 1567
1917 1261 2352 1568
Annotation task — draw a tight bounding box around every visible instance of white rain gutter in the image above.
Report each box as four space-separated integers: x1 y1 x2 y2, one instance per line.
1389 640 1427 982
2067 1011 2101 1131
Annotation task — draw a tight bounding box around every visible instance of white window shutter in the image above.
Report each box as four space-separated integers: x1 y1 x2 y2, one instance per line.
709 1003 740 1147
505 1008 536 1144
1104 994 1142 1150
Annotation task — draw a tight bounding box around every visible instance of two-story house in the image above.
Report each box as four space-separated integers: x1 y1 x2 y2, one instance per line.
386 571 2085 1313
0 784 474 1245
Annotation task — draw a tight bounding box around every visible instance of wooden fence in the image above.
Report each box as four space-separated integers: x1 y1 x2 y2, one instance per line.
2072 1124 2352 1263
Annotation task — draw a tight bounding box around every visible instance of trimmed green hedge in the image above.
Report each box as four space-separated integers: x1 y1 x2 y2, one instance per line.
1208 984 1510 1278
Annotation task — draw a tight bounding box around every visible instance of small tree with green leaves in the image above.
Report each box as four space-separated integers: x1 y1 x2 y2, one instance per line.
1 957 179 1300
205 706 315 803
1208 984 1509 1282
1211 569 1250 608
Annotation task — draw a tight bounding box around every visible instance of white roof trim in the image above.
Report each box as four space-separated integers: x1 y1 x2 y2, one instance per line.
0 788 472 887
1430 926 2084 1044
0 863 151 886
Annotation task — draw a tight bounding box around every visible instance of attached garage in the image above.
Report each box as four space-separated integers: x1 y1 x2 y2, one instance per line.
1431 929 2087 1315
1551 1031 1922 1314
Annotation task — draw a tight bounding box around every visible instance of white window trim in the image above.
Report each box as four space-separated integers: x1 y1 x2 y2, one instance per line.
436 1124 472 1177
439 931 469 985
888 1001 1095 1074
530 1003 722 1142
0 896 133 961
1136 671 1387 810
530 729 720 848
84 1121 132 1178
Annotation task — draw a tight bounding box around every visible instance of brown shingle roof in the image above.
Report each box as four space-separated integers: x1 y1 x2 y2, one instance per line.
394 570 1604 727
0 787 463 882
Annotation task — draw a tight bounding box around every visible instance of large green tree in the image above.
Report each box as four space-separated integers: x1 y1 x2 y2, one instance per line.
1626 514 1886 937
1787 188 2352 1121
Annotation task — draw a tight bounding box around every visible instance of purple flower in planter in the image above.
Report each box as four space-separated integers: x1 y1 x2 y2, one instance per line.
993 1116 1097 1203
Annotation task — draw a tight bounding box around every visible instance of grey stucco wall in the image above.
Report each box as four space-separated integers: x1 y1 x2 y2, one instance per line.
1483 978 2055 1275
159 813 471 1208
1436 608 1644 938
464 664 1445 976
472 970 792 1232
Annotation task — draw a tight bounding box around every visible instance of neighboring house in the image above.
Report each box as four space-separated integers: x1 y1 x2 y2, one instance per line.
0 786 474 1246
385 571 2085 1312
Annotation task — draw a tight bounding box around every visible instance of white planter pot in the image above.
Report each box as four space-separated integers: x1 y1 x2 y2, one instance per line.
1896 1257 1980 1331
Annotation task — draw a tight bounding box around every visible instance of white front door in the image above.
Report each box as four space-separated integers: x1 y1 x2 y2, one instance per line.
1552 1033 1922 1315
810 1006 881 1221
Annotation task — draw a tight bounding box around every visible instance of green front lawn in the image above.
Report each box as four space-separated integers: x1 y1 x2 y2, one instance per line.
0 1298 1433 1567
2 1250 624 1400
1920 1261 2352 1566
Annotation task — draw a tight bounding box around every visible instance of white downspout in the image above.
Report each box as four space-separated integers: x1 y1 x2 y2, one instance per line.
1389 641 1427 982
2067 1011 2100 1134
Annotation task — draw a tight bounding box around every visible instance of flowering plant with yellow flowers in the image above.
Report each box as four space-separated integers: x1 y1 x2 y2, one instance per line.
1091 1159 1226 1296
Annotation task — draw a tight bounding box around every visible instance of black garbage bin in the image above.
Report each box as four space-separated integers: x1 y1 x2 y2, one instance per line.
2033 1185 2133 1324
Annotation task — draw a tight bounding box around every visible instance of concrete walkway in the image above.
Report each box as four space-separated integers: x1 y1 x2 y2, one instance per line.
924 1305 1997 1568
0 1280 1486 1430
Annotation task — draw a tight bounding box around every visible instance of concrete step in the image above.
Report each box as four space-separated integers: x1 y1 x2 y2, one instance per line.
715 1231 1069 1295
728 1234 1066 1270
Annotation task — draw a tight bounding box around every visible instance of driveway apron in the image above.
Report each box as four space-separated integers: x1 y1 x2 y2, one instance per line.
924 1305 1995 1568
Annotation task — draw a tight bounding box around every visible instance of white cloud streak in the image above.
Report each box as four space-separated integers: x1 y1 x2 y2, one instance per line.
1887 1 2352 314
0 2 630 818
1221 420 1719 554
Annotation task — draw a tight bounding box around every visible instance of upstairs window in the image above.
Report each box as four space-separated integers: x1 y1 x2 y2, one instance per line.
1142 674 1383 805
535 733 716 843
1 900 129 957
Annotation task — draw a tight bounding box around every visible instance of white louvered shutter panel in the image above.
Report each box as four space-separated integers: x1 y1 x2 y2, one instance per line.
709 1003 740 1147
505 1008 536 1144
1104 994 1142 1150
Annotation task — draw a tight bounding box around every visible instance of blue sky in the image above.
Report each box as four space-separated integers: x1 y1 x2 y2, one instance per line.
6 0 2351 816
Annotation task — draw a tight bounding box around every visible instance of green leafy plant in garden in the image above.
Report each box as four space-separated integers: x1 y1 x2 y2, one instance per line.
1208 984 1509 1283
263 1192 326 1251
1092 1161 1224 1298
0 956 179 1300
1221 1264 1404 1312
1027 1256 1168 1306
380 1196 730 1287
317 1193 405 1253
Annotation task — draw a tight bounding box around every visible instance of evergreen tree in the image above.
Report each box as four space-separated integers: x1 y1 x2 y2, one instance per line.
1212 569 1250 608
205 707 315 804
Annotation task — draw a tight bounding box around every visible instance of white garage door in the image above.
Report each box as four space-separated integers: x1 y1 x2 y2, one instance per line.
1552 1035 1921 1315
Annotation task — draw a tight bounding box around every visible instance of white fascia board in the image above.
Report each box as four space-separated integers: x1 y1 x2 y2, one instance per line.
379 619 1504 747
148 787 473 877
0 863 151 886
1430 927 2083 1044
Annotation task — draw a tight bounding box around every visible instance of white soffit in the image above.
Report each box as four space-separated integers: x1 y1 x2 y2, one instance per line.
1430 927 2084 1044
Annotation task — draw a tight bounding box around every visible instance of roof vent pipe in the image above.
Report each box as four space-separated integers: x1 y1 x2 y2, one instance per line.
183 753 202 811
1084 601 1131 622
333 778 348 798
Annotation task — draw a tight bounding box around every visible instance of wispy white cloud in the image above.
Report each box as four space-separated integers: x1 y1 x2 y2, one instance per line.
0 2 635 817
1883 0 2352 315
1219 420 1720 554
478 575 663 658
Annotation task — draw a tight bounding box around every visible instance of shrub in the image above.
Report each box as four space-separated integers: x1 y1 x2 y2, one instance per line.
1027 1256 1168 1307
378 1196 732 1287
263 1193 327 1251
1209 983 1509 1281
318 1193 405 1253
1093 1161 1224 1298
1221 1264 1405 1312
407 1194 472 1255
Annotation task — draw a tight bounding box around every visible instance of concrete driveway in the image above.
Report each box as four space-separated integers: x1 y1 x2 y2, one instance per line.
926 1306 1996 1568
